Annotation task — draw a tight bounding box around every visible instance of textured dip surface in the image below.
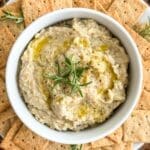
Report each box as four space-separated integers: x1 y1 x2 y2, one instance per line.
19 19 129 131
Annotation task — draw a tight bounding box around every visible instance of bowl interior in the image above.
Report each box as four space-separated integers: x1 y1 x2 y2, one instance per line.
6 8 143 144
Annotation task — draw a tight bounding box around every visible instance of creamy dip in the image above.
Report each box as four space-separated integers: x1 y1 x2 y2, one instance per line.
19 18 129 131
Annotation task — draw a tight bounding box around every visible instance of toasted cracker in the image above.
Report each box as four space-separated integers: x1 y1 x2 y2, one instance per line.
108 0 147 26
13 125 49 150
125 25 150 61
0 140 22 150
82 143 92 150
0 77 10 112
0 107 16 123
144 60 150 70
108 127 123 144
91 137 115 148
143 60 150 91
44 141 70 150
94 0 107 13
101 142 133 150
0 0 24 38
0 118 22 149
0 67 5 81
98 0 113 10
123 110 150 143
0 119 11 137
0 117 17 138
0 27 15 68
136 90 150 110
22 0 52 26
73 0 95 9
52 0 72 10
144 68 150 92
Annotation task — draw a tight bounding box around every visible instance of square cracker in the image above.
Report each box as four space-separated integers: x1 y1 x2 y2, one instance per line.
107 11 150 61
91 137 115 148
22 0 52 26
0 117 16 138
94 0 107 13
0 0 24 38
13 125 49 150
125 25 150 61
0 67 5 81
136 90 150 110
108 127 123 144
43 141 70 150
0 78 10 112
98 0 113 10
82 143 92 150
0 27 15 68
0 141 22 150
101 142 133 150
143 60 150 92
0 118 22 149
52 0 72 10
123 110 150 143
108 0 147 26
73 0 95 9
0 107 16 123
0 119 11 138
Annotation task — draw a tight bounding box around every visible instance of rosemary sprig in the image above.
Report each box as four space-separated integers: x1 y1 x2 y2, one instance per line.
70 144 82 150
0 10 24 24
139 24 150 38
45 56 92 97
134 18 150 41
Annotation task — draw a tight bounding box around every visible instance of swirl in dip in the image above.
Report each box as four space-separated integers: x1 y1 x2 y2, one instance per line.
19 18 129 131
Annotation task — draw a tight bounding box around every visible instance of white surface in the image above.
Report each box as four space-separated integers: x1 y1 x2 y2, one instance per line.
5 8 143 144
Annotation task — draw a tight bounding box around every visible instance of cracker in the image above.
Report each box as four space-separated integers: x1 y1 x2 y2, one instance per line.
52 0 72 10
144 69 150 92
0 27 15 68
95 0 107 13
108 0 147 26
0 118 22 149
0 67 5 81
101 142 133 150
0 0 24 38
91 137 115 148
0 77 10 112
82 143 92 150
0 107 16 123
13 125 49 150
143 60 150 91
0 117 17 137
73 0 95 9
144 60 150 70
123 110 150 142
125 25 150 61
136 90 150 110
43 141 70 150
108 127 123 143
22 0 52 26
98 0 113 10
0 140 22 150
0 119 11 137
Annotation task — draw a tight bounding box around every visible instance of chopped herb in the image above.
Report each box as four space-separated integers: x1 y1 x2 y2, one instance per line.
45 55 92 97
0 10 24 24
133 18 150 42
70 144 82 150
139 24 150 40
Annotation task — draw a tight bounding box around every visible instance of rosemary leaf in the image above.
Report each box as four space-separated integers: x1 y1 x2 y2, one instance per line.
45 55 92 96
0 10 24 24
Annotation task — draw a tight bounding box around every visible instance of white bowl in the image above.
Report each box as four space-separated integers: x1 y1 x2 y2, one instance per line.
6 8 143 144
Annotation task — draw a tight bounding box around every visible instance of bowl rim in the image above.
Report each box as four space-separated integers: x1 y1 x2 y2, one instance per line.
5 8 143 144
